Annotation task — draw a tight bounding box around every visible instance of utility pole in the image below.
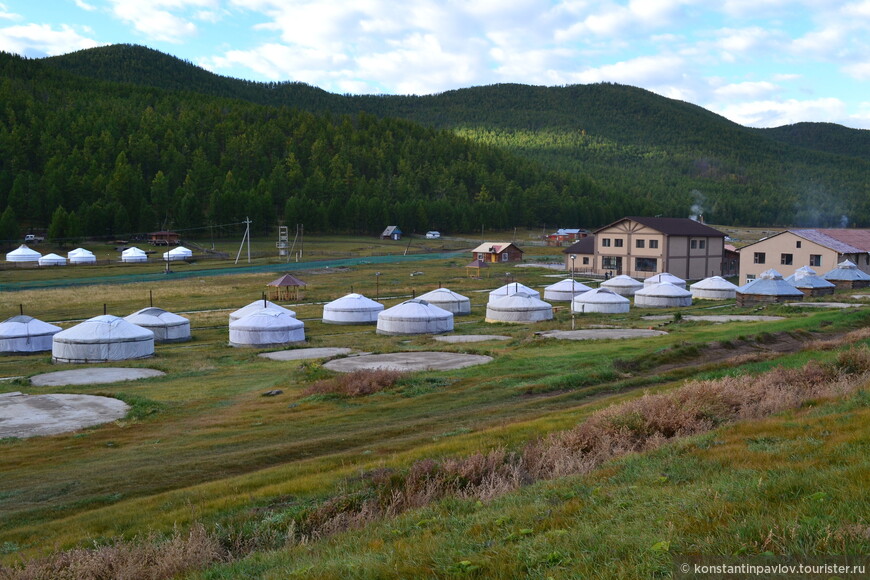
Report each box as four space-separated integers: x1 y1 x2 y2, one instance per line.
235 217 251 264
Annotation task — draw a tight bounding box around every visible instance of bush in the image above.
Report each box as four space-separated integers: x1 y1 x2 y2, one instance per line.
302 369 405 398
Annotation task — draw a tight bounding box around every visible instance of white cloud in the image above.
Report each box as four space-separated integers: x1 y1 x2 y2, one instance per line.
569 54 687 85
0 2 21 21
842 60 870 80
106 0 218 43
714 81 780 99
709 97 848 127
0 23 100 57
73 0 97 11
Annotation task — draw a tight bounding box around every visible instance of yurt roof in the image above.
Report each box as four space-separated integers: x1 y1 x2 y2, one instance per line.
487 291 552 310
53 315 154 343
418 288 469 303
229 308 303 331
121 246 147 257
6 244 41 261
635 281 692 297
68 247 95 258
324 293 383 311
489 282 540 300
379 299 453 320
231 300 296 320
38 253 67 265
601 274 643 289
267 274 307 287
0 315 61 337
573 287 630 304
125 307 189 327
545 279 593 293
690 276 739 291
786 267 836 289
644 272 685 286
163 246 193 258
823 259 870 281
737 269 804 296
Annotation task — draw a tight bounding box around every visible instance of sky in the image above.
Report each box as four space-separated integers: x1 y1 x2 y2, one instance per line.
2 1 870 129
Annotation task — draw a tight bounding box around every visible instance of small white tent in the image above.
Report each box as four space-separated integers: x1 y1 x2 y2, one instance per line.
488 282 540 303
543 279 593 302
121 247 148 263
322 293 384 325
571 287 630 314
124 307 191 343
52 315 154 363
690 276 739 300
376 299 454 335
68 247 96 264
634 282 693 308
600 274 643 296
0 315 62 354
230 300 296 323
38 253 67 266
643 272 686 289
162 246 193 261
417 288 471 315
6 244 41 263
229 309 305 347
486 292 553 323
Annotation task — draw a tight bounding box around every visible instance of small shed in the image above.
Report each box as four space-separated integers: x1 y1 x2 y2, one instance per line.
736 269 804 307
488 282 541 303
417 288 471 315
124 307 191 343
0 315 62 354
381 226 403 240
121 247 148 263
162 246 193 261
68 248 96 264
376 299 454 335
322 293 384 325
52 315 155 363
465 259 489 278
267 274 307 301
643 272 686 289
486 292 553 323
6 244 41 263
571 287 630 314
823 260 870 289
229 309 305 347
543 279 593 302
230 300 296 323
786 266 836 297
149 231 180 245
634 282 693 308
600 274 643 296
690 276 739 300
38 253 67 267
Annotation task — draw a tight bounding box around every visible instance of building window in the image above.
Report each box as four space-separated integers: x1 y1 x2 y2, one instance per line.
614 238 624 248
796 241 802 248
602 257 619 270
780 253 793 265
699 240 706 249
809 254 822 267
690 240 697 249
754 252 766 264
649 240 659 249
601 238 611 247
582 256 589 265
501 252 509 262
477 252 486 261
636 239 645 249
746 274 756 281
635 257 657 272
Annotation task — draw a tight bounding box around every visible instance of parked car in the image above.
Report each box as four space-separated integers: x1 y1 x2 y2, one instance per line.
24 234 44 243
425 231 441 239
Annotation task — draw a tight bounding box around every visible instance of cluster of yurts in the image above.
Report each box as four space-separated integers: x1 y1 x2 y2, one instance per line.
4 245 193 265
3 260 867 362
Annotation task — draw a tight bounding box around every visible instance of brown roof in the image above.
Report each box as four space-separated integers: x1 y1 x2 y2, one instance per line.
595 217 725 237
465 259 489 268
267 274 307 287
563 236 595 255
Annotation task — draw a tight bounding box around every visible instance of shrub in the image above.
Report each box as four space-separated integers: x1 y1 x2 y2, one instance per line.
302 369 405 398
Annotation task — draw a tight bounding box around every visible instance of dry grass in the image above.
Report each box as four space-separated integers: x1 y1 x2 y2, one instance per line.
301 370 406 398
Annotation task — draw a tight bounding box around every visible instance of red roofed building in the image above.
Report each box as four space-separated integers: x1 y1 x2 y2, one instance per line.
471 242 524 263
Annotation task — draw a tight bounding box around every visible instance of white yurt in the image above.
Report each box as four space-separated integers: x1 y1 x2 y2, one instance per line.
488 282 540 303
121 247 148 263
322 293 384 325
376 299 454 335
823 260 870 289
736 269 804 307
68 247 96 264
634 282 693 308
6 244 41 263
229 300 296 323
543 279 593 302
643 272 686 289
690 276 739 300
38 253 67 266
229 309 305 347
786 266 836 297
486 292 553 323
124 307 191 343
162 246 193 261
571 287 631 314
600 274 644 296
0 315 62 354
417 288 471 315
52 315 154 363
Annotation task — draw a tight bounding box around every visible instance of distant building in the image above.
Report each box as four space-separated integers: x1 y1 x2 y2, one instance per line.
471 242 524 263
149 231 180 246
381 226 403 241
563 236 596 272
547 228 587 246
737 229 870 285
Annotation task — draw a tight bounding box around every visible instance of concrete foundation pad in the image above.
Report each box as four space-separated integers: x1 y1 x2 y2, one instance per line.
323 351 492 372
259 347 356 361
785 302 863 309
0 392 129 438
31 368 165 387
433 335 511 343
642 315 786 322
539 329 668 340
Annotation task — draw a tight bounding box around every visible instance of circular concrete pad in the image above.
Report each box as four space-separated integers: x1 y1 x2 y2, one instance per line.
433 335 511 343
785 302 863 309
259 347 355 361
31 368 165 387
0 392 129 438
642 315 785 322
323 351 492 372
539 329 667 340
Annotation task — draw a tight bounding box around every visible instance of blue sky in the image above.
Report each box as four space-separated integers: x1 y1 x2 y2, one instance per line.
2 0 870 128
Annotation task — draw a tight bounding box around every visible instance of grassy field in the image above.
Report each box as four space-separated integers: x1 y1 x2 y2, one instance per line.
0 233 867 578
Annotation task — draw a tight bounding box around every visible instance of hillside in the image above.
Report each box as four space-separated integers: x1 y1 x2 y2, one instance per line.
42 44 870 229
